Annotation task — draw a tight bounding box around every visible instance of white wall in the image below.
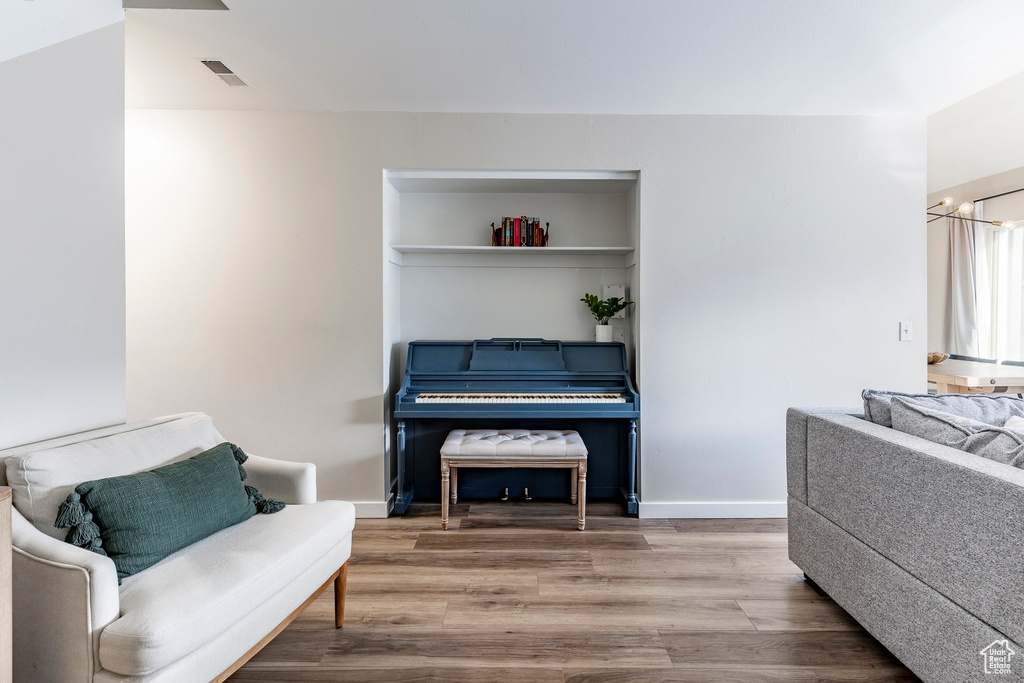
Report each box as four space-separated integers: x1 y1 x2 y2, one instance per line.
635 115 925 516
0 0 122 64
0 22 126 450
393 188 634 369
400 264 631 345
929 69 1024 193
397 192 628 246
126 111 926 515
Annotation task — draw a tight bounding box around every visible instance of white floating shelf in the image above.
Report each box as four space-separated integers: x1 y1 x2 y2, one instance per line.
390 245 634 255
385 169 639 194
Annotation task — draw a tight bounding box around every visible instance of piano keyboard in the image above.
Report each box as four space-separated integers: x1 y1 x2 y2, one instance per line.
415 393 626 404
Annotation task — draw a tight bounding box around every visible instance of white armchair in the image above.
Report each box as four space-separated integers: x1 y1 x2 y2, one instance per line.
1 413 354 683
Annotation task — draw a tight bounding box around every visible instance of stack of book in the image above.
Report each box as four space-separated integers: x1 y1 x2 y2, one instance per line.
491 217 549 247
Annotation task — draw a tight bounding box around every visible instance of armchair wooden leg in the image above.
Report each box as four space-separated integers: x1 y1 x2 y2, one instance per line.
334 562 347 629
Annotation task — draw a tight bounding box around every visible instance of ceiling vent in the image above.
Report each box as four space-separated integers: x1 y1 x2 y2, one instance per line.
200 60 249 87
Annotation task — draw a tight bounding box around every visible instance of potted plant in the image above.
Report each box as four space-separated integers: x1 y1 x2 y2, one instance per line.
581 293 634 342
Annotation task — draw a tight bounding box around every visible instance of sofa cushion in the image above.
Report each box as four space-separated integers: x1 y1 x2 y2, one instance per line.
1006 415 1024 431
861 389 1024 428
0 413 208 487
5 413 223 540
890 398 1024 468
56 443 263 580
99 500 355 677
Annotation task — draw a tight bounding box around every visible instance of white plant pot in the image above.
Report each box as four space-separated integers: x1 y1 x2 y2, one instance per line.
595 324 613 343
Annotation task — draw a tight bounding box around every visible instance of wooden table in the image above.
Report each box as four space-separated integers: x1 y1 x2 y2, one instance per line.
928 359 1024 394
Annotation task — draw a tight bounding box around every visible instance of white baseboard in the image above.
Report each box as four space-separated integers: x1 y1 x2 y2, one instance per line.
355 499 786 519
352 500 391 518
638 501 787 519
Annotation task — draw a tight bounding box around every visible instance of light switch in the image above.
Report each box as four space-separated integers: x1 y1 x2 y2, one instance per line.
899 322 913 342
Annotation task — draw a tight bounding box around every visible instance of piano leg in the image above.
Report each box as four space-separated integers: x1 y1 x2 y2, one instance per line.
623 418 638 515
394 421 412 515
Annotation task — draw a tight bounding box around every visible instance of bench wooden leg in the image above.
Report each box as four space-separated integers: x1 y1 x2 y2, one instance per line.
570 466 578 504
577 459 587 531
441 459 451 530
451 466 458 504
335 562 347 629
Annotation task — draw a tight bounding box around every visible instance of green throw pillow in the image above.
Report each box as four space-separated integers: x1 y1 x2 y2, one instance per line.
53 442 284 581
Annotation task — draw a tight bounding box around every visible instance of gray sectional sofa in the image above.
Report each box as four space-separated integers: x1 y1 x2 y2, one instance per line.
788 405 1024 682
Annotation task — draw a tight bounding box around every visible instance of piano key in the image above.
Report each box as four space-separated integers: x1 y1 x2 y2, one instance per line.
414 393 627 404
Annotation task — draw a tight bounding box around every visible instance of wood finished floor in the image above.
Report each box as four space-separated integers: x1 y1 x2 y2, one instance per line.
229 502 919 682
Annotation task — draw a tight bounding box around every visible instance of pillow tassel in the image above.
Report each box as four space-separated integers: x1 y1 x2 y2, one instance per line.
230 443 249 481
54 492 86 528
245 484 265 508
259 498 285 514
236 444 283 512
245 484 285 515
66 512 102 548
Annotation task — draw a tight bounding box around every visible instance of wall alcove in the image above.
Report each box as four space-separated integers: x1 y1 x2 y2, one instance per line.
381 169 642 510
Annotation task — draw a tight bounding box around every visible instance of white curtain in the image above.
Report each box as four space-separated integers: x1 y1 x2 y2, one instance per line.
948 202 984 355
976 203 1024 361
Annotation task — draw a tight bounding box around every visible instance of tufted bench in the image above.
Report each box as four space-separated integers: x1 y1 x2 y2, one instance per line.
439 429 588 530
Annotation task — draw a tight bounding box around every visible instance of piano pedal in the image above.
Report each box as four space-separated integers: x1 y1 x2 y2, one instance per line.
501 487 509 501
524 487 532 501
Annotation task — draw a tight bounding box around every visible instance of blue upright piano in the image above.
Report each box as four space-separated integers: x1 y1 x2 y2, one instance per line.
392 338 640 514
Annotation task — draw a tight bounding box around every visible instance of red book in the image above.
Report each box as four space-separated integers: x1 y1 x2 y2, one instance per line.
514 218 521 247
